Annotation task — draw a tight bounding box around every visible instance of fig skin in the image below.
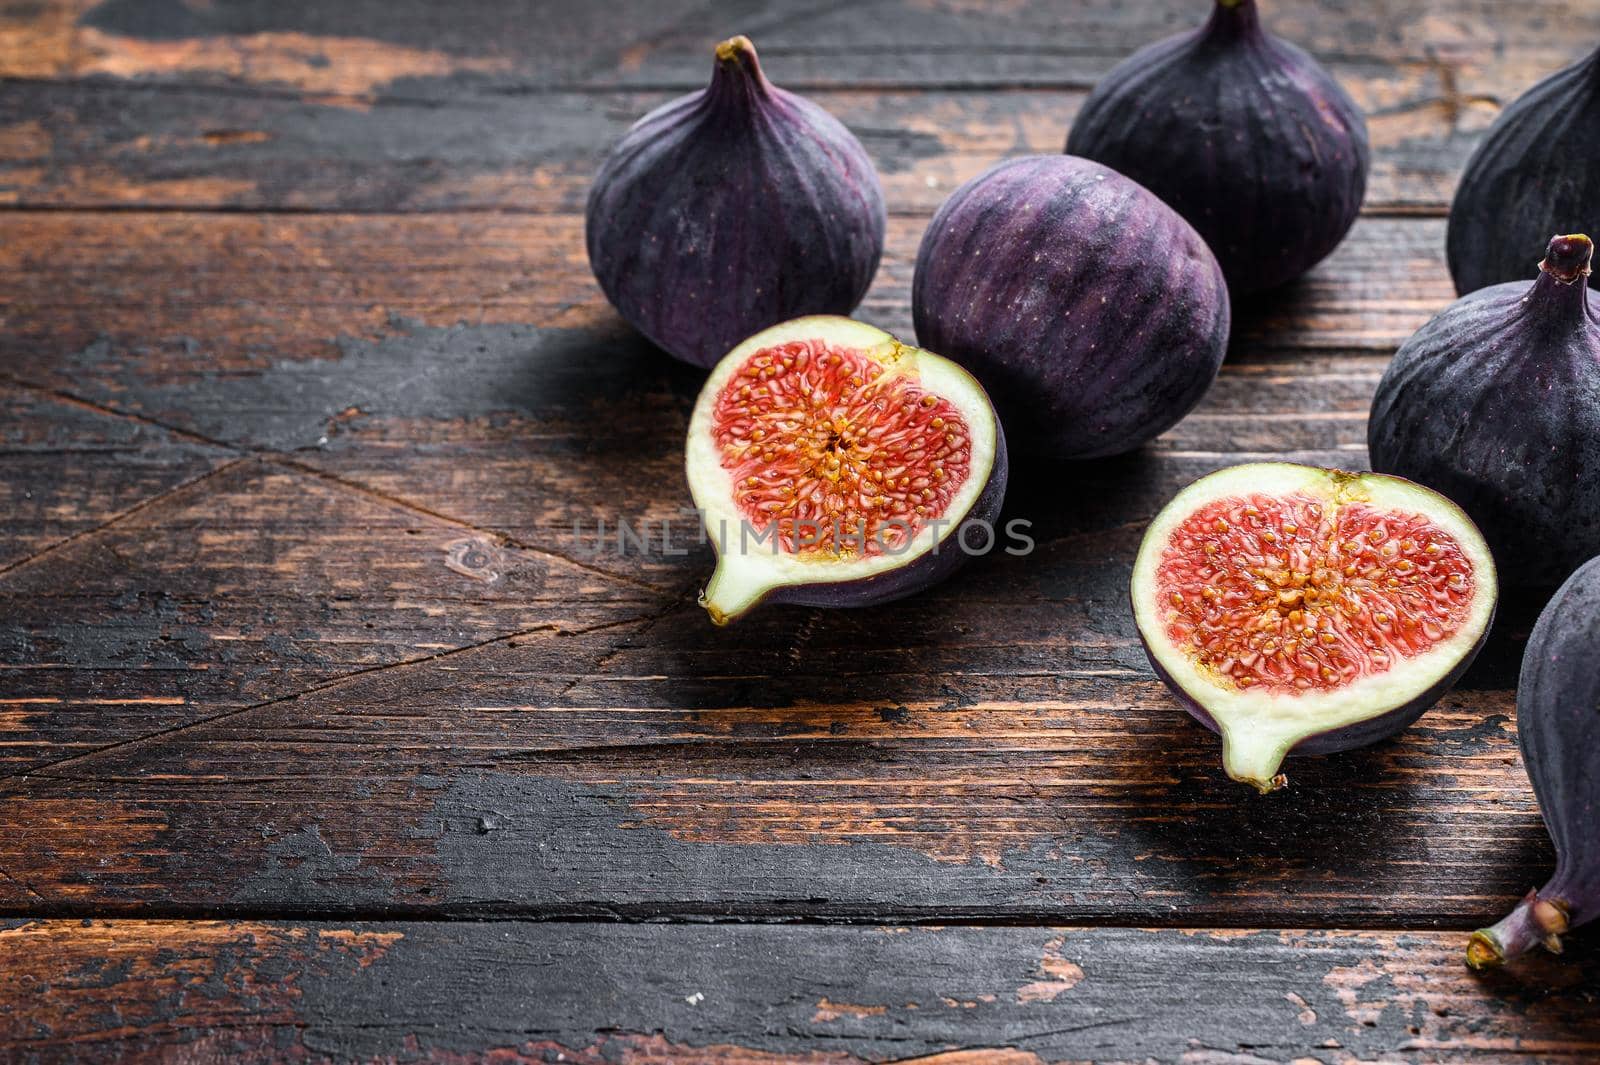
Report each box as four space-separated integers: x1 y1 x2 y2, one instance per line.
1448 45 1600 296
1368 234 1600 591
1147 624 1486 775
586 36 886 368
912 154 1230 461
1468 555 1600 969
1065 0 1369 295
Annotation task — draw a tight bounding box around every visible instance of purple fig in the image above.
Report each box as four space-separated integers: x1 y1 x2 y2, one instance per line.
1449 44 1600 295
1368 234 1600 591
687 316 1007 624
586 36 886 368
1132 463 1497 792
1066 0 1369 295
911 154 1230 461
1468 555 1600 968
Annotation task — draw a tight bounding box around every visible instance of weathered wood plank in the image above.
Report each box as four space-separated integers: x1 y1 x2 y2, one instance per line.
0 455 656 775
3 920 1596 1063
0 212 1463 378
6 0 1596 91
0 209 1448 591
2 358 1542 924
0 630 1543 923
0 0 1572 953
0 209 1454 425
4 1 1595 213
0 383 229 571
0 198 1539 929
0 68 1501 215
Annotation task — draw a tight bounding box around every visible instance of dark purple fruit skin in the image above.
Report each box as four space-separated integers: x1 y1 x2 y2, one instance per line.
1065 0 1369 295
1368 236 1600 591
1142 611 1491 759
912 154 1230 461
1472 554 1600 966
756 427 1009 612
1512 556 1600 932
1448 47 1600 296
586 38 885 368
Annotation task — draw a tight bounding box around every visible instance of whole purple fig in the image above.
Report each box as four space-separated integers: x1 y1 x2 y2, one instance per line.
1368 234 1600 591
912 155 1230 460
586 36 886 368
1066 0 1369 295
1468 555 1600 969
1449 45 1600 295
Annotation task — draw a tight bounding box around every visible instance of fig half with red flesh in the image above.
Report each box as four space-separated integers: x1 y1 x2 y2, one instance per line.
1132 463 1497 792
687 316 1007 624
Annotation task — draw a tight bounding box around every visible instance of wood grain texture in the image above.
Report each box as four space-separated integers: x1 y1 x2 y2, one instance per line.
0 209 1449 594
0 23 1590 215
0 650 1545 922
0 383 229 571
4 1 1598 213
0 73 1502 215
3 920 1598 1063
0 454 655 776
0 212 1453 372
3 0 1596 1060
0 205 1551 925
6 0 1597 90
0 209 1454 410
0 172 1552 929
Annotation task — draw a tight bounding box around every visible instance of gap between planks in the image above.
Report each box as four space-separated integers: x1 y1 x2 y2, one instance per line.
0 905 1510 932
0 203 1454 219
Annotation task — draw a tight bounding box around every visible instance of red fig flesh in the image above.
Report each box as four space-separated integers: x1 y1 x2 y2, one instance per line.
687 317 1007 624
1132 463 1497 792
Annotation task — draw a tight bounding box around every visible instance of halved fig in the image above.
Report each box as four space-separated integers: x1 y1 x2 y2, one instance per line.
687 316 1007 624
1131 463 1498 792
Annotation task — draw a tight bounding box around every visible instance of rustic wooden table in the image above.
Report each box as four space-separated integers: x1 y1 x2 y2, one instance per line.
2 0 1598 1061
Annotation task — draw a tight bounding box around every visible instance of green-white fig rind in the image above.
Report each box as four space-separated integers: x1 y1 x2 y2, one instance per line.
1131 462 1498 791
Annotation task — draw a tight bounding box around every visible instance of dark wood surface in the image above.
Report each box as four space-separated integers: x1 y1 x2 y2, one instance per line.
2 0 1598 1061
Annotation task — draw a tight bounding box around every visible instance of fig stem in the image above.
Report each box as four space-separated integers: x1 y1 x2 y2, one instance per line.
707 35 772 109
1467 889 1568 969
1539 233 1594 285
699 555 769 626
1219 727 1291 793
714 35 757 66
1205 0 1261 42
1524 233 1592 329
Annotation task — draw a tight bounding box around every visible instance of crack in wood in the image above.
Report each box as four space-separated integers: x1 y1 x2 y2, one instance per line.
0 371 668 597
0 862 48 904
269 455 670 597
0 612 659 794
552 576 704 703
0 455 249 581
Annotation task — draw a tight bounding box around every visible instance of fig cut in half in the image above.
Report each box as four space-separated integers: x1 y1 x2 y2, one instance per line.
1132 463 1497 792
687 316 1007 624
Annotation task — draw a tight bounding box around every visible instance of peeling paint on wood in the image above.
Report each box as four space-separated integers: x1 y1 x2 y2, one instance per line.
0 1 1592 1061
2 922 1597 1063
